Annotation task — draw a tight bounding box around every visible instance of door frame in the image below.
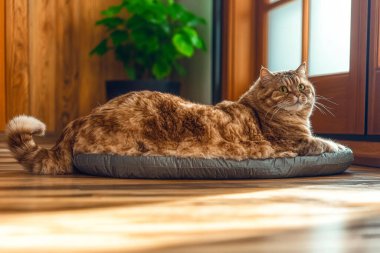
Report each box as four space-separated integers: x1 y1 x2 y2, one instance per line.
221 0 257 101
368 0 380 135
0 0 5 131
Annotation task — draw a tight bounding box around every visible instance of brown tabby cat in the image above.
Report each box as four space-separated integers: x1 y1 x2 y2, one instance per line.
6 63 344 175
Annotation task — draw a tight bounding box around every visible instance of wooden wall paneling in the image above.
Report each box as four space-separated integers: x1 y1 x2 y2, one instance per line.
223 0 256 101
5 0 30 119
368 0 380 135
77 1 107 117
55 0 79 131
2 0 131 134
29 0 56 132
0 0 5 130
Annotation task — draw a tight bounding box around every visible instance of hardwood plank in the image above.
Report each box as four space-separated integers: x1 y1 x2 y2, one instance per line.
54 0 79 131
0 0 5 131
1 139 380 252
29 0 56 132
5 0 30 118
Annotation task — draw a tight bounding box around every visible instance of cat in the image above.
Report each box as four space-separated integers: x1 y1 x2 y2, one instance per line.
6 63 345 175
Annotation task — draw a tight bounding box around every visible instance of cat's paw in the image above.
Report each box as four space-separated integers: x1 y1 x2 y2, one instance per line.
323 140 345 153
303 138 345 155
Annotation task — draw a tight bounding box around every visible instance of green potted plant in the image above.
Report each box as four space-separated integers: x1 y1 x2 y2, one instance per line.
91 0 207 99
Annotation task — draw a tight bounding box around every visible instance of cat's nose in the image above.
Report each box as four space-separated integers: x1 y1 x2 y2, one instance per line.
297 96 306 103
296 96 304 103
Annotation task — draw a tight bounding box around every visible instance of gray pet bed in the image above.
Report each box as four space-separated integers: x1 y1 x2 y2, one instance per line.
73 148 353 179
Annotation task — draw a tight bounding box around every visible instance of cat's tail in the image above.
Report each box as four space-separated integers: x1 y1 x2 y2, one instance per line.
6 115 75 174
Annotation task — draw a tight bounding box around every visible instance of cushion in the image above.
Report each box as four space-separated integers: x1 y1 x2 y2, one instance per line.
73 148 354 179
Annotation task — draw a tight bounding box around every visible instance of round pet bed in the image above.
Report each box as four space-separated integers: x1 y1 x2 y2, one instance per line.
73 148 353 179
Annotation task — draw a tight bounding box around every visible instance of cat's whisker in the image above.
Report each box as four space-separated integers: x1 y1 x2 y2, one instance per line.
316 95 338 105
315 99 334 110
313 103 326 115
264 105 279 120
314 104 330 116
270 107 281 121
269 103 287 121
316 96 338 105
315 101 335 116
316 102 333 111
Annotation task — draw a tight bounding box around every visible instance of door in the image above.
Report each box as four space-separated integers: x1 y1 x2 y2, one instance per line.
256 0 368 134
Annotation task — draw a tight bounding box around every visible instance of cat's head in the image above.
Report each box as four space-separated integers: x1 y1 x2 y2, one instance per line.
250 63 315 117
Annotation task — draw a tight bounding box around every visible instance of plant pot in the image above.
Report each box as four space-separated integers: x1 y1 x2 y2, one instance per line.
106 80 181 100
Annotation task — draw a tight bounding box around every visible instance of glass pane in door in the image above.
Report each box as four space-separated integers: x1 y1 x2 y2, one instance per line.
308 0 352 76
268 0 302 72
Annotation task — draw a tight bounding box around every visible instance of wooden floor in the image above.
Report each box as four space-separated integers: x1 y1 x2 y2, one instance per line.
1 138 380 253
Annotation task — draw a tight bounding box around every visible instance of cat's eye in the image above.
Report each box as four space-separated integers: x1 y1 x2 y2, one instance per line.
279 86 288 93
298 83 305 90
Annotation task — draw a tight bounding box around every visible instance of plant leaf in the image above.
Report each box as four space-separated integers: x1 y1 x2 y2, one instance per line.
90 39 108 56
186 15 206 27
101 5 123 17
124 65 137 80
96 17 124 29
153 61 171 79
197 38 206 51
172 33 194 57
110 30 129 46
92 0 207 80
182 27 204 49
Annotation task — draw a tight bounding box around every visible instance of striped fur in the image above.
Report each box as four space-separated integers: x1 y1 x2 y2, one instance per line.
6 116 78 174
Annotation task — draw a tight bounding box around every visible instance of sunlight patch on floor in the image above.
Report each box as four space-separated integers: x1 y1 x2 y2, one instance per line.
1 185 380 253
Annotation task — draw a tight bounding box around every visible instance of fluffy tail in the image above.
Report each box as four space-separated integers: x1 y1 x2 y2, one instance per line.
6 115 74 174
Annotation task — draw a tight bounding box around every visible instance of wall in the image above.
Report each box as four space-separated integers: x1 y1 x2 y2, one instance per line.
4 0 127 133
178 0 213 104
0 1 5 130
2 0 213 133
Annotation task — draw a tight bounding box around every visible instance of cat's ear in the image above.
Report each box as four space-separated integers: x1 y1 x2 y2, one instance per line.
260 66 274 80
296 62 307 77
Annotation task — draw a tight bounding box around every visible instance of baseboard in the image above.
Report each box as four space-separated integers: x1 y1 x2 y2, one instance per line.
338 140 380 168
